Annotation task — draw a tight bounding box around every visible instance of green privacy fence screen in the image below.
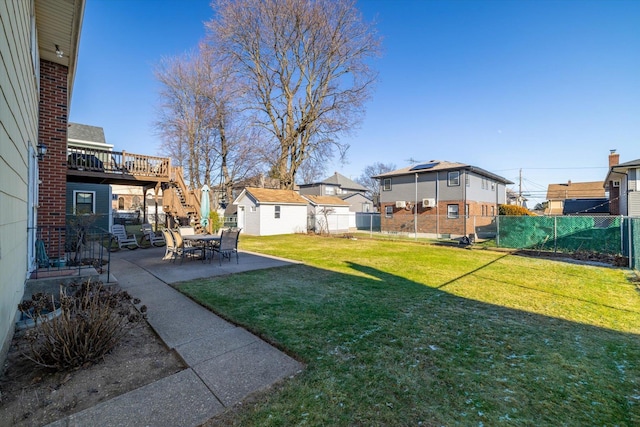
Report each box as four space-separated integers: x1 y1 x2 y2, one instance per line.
632 218 640 270
496 216 625 255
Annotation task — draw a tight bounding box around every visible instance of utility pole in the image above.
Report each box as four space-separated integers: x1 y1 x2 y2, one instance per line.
518 168 523 206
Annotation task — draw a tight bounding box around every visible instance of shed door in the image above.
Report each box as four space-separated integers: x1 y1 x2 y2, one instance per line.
237 206 245 230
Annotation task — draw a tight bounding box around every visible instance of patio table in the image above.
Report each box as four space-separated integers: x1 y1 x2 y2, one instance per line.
182 234 221 261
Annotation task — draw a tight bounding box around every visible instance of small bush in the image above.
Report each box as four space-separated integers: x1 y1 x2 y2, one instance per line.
22 281 143 370
499 204 534 216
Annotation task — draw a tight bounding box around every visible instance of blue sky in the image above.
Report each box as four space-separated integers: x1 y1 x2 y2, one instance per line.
70 0 640 206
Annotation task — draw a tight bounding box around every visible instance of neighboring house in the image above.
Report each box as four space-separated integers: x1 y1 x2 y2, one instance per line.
340 192 374 213
374 161 513 237
67 183 111 231
545 181 606 215
299 172 371 212
0 0 85 365
304 195 353 233
67 123 113 227
233 187 308 236
605 150 640 217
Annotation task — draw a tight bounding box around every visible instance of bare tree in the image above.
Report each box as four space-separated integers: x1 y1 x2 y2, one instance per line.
205 0 381 189
356 162 396 199
155 50 261 203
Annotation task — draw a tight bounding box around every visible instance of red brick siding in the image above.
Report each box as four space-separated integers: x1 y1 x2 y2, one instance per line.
380 200 497 237
37 60 68 245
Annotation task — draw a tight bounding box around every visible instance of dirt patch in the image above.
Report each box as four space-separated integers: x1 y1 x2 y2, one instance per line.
0 302 185 426
514 249 628 267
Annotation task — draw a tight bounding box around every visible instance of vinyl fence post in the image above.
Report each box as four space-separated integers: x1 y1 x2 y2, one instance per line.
628 216 632 269
368 214 372 236
620 215 624 257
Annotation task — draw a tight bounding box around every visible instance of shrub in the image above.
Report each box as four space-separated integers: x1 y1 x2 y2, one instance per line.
22 281 143 370
499 204 534 216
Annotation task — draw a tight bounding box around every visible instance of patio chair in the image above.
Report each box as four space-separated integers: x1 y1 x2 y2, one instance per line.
213 228 241 265
141 223 165 247
112 224 139 250
170 229 202 264
161 228 177 260
178 226 195 236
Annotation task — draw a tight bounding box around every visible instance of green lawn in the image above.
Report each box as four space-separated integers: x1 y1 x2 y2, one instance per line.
175 234 640 426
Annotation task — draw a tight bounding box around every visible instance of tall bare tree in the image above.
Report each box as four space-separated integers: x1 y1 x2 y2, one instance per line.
205 0 381 189
356 162 396 199
155 50 261 205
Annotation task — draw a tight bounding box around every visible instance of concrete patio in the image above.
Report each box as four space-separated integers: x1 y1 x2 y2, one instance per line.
47 246 305 427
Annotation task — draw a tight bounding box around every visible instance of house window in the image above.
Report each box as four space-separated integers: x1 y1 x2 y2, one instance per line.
447 204 459 219
274 205 281 219
465 174 470 186
362 203 371 212
325 186 335 195
118 197 124 210
448 171 460 186
385 205 393 217
250 206 256 212
74 191 95 215
491 182 495 191
383 178 391 191
491 206 495 216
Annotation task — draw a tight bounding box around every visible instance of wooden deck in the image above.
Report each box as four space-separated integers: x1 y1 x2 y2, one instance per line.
66 146 172 187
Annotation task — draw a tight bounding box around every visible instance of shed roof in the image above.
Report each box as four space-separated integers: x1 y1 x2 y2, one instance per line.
243 187 307 205
303 195 350 206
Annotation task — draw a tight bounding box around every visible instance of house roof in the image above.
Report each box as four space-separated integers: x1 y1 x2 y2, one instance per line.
373 161 514 184
563 198 610 215
320 172 367 191
303 195 350 206
242 187 308 205
299 172 367 191
68 123 107 144
339 192 372 202
605 157 640 184
546 181 605 200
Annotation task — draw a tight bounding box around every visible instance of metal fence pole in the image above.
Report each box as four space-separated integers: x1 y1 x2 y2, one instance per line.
628 217 633 269
496 215 500 247
554 216 557 253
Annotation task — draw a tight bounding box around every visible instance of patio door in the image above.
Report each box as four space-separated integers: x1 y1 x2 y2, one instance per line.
27 145 38 273
237 206 245 229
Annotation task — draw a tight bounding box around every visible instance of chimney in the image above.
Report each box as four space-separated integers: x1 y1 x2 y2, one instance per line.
609 149 619 167
567 180 571 186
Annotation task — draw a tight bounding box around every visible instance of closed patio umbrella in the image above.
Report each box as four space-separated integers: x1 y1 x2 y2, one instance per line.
200 185 210 231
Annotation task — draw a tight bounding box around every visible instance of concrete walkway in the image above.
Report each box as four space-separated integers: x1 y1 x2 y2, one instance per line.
48 247 304 427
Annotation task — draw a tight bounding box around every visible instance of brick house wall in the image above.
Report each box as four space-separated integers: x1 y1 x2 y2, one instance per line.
380 200 496 237
38 60 69 252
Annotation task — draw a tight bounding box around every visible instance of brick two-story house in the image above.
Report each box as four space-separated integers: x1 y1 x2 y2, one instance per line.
374 161 513 238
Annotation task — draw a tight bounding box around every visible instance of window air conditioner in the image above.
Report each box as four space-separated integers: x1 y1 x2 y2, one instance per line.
422 198 436 208
395 201 406 208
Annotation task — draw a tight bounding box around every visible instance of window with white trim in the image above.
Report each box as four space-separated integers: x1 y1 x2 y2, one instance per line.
74 191 95 215
448 171 460 186
447 204 459 218
274 205 281 219
385 206 393 217
383 178 391 191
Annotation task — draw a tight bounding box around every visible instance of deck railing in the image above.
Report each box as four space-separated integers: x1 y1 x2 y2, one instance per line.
67 146 171 179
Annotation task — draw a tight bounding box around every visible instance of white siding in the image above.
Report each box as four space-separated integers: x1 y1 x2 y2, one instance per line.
258 204 307 236
0 0 40 360
628 191 640 217
236 195 261 235
309 205 353 233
